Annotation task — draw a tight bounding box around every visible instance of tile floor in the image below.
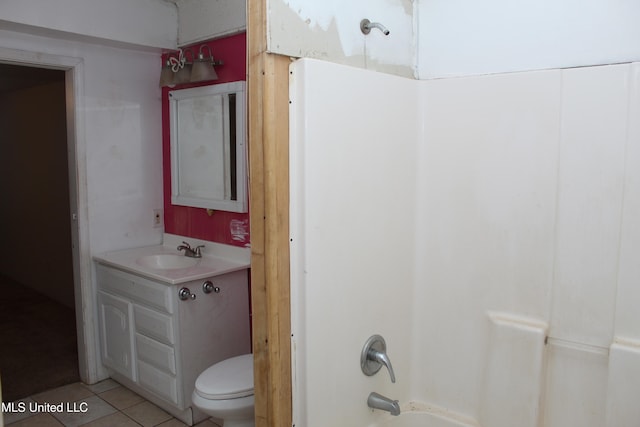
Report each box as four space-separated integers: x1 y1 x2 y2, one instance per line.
2 380 221 427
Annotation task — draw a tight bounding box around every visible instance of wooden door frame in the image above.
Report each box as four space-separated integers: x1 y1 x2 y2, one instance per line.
247 1 293 426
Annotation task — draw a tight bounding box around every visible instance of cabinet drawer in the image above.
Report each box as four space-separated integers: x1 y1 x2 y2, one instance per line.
97 264 173 313
136 333 176 375
134 304 175 345
138 360 179 406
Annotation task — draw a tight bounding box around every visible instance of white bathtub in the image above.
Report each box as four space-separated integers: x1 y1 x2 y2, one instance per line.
368 402 479 427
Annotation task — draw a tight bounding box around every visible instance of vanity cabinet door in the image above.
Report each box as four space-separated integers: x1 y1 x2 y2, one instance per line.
98 291 136 381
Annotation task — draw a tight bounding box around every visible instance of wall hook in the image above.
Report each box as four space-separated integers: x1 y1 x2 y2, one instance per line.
360 19 390 36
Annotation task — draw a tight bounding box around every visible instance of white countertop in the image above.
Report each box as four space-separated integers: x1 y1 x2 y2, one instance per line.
93 234 250 285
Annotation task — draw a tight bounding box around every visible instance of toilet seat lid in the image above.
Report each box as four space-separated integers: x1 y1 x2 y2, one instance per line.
195 354 254 400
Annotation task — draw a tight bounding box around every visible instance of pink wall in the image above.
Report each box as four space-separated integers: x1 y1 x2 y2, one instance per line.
162 32 250 247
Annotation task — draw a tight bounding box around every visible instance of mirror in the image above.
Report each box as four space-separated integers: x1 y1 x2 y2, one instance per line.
169 81 247 213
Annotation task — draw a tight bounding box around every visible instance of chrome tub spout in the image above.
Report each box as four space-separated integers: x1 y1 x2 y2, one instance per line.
367 392 400 416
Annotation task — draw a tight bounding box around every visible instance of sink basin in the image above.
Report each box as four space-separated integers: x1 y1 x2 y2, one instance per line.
136 254 199 270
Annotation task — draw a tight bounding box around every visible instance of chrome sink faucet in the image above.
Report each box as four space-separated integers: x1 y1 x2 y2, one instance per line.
367 392 400 416
177 241 204 258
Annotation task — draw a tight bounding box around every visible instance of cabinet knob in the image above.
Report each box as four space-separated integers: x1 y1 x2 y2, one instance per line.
203 280 221 294
179 287 196 301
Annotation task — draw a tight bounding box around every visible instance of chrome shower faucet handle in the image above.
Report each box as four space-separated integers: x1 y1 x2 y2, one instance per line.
361 334 396 383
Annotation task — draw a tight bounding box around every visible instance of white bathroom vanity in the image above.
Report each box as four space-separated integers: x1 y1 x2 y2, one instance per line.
93 235 251 425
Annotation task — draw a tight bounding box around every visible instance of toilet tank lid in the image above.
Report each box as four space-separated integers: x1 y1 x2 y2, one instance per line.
195 353 254 399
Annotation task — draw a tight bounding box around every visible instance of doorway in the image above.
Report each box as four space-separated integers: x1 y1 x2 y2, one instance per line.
0 46 98 400
0 63 80 400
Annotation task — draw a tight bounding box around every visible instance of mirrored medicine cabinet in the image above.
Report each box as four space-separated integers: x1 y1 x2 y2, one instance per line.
169 81 247 213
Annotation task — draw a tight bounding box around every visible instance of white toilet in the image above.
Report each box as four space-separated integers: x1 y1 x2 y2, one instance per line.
192 353 255 427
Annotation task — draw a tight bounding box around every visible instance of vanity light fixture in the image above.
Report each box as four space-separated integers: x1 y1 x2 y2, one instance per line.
191 45 223 83
159 53 179 87
159 49 189 87
159 45 223 87
174 48 195 85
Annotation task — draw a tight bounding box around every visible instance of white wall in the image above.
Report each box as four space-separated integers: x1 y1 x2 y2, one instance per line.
81 35 165 254
418 0 640 78
268 0 640 79
175 0 246 46
0 0 177 50
290 58 640 427
268 0 417 78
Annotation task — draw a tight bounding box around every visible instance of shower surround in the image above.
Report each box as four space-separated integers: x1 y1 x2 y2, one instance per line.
290 58 640 427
